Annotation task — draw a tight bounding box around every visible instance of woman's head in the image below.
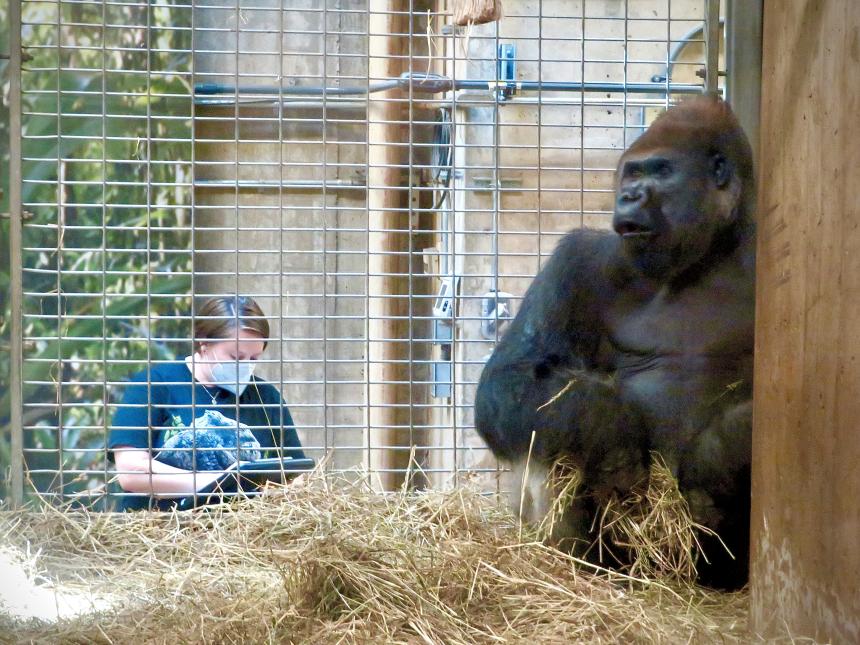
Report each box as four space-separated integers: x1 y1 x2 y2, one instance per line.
193 296 269 393
193 296 270 351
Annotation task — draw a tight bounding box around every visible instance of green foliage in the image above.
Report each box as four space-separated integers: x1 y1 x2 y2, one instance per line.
2 1 195 505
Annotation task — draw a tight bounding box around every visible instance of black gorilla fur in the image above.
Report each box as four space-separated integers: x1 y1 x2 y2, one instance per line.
474 96 755 590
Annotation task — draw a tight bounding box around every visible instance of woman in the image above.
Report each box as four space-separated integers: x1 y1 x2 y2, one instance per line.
109 296 306 511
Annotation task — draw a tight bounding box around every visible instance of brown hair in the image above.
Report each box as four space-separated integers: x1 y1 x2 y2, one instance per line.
193 296 270 351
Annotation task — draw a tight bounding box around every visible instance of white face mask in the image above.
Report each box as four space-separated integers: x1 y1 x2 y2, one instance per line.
209 360 255 396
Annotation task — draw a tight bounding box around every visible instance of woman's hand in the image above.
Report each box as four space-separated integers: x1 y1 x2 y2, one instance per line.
114 447 225 496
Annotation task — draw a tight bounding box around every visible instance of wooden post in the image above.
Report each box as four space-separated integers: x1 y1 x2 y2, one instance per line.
367 1 411 490
751 2 860 642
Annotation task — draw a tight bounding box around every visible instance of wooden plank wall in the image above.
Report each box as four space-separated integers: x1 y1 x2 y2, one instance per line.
751 2 860 641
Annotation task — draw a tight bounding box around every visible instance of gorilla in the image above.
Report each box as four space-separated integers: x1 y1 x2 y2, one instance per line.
474 96 755 590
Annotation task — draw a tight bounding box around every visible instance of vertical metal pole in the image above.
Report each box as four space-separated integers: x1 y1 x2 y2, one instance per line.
189 0 198 506
726 0 763 163
578 6 585 229
277 0 287 456
704 0 721 95
8 0 24 508
449 17 461 488
100 0 109 509
144 0 155 506
322 1 330 472
665 0 672 109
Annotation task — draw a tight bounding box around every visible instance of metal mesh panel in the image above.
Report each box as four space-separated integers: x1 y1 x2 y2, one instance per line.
6 0 722 508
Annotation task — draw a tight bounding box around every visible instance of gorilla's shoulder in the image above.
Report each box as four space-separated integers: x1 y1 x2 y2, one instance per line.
509 227 622 326
556 227 617 251
543 227 622 284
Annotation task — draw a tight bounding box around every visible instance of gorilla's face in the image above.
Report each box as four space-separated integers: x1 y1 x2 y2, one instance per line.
612 146 738 282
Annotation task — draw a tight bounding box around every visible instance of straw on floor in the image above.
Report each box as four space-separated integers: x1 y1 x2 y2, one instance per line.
0 469 749 644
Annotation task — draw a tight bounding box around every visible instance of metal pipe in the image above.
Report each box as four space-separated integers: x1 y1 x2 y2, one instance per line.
194 74 706 99
195 94 697 110
9 0 24 508
194 80 400 96
650 21 725 85
193 179 365 191
194 99 367 109
456 79 705 94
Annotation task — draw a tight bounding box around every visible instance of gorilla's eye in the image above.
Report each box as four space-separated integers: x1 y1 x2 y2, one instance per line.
711 154 731 187
654 161 673 178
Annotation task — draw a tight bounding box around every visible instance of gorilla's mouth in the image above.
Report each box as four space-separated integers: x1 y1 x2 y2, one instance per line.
614 221 657 239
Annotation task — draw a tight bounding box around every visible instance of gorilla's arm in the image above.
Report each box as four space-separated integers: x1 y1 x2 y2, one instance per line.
484 229 616 366
474 229 647 476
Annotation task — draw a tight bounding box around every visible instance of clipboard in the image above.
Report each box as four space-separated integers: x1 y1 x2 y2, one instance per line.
178 457 315 510
231 457 316 485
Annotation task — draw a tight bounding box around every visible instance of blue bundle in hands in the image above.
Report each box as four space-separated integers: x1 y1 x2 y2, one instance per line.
156 410 262 471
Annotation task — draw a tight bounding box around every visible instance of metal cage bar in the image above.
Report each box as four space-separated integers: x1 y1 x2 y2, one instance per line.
6 0 723 508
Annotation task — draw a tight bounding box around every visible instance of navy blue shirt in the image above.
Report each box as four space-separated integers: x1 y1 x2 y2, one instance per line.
109 360 305 511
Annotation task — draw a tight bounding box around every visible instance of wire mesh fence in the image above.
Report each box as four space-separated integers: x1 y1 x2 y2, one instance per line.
3 0 723 509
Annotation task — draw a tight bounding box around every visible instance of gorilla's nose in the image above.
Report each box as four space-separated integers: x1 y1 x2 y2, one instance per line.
614 183 656 237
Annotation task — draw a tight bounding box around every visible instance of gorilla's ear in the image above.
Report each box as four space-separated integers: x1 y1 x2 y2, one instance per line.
710 153 733 188
711 152 743 221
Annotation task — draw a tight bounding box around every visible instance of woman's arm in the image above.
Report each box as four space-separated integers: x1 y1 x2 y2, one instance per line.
114 447 225 495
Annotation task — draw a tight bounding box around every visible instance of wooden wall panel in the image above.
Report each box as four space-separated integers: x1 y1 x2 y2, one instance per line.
751 2 860 641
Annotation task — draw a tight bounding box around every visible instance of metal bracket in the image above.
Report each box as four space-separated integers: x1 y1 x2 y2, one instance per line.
496 43 517 101
1 49 33 62
471 175 523 191
440 24 467 36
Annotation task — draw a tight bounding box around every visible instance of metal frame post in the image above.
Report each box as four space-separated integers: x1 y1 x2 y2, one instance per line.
726 0 763 163
9 0 24 507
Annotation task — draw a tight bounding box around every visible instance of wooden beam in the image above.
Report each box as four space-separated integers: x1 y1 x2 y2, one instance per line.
751 2 860 641
367 1 411 490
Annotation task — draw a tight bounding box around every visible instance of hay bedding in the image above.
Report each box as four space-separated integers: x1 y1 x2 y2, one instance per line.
0 471 748 644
